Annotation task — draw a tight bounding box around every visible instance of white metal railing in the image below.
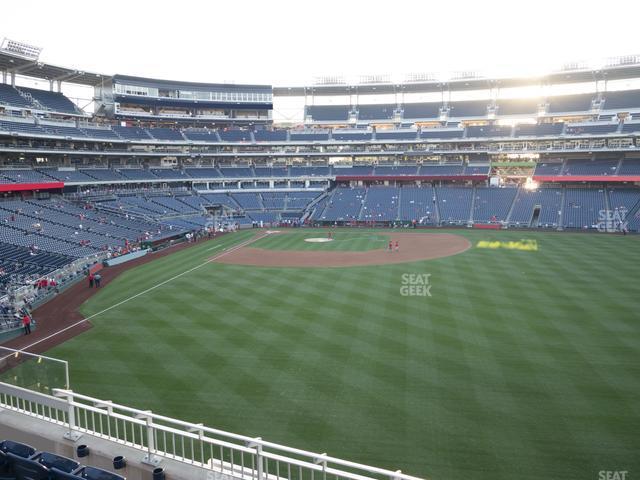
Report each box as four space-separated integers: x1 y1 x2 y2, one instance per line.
0 382 426 480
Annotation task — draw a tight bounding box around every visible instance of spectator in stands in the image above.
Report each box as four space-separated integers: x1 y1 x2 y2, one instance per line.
22 313 31 335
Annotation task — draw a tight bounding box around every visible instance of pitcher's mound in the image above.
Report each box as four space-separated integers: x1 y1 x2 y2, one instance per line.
214 232 470 268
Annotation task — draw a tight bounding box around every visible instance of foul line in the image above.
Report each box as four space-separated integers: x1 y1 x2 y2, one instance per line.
17 231 268 354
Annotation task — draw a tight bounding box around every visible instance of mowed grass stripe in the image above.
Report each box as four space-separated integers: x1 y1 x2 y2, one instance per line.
48 229 640 480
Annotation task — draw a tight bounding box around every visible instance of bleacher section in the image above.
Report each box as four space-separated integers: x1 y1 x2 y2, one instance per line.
147 128 185 141
306 105 350 122
289 130 329 141
547 93 593 113
618 159 640 175
437 187 473 224
402 102 441 120
534 161 564 176
112 125 152 141
375 129 418 141
219 130 252 142
563 188 606 229
466 125 512 138
399 186 437 224
0 84 32 109
80 126 120 140
360 187 399 221
0 116 638 147
447 100 488 118
41 123 87 138
254 129 288 142
509 188 563 227
602 90 640 111
497 98 540 116
473 187 518 223
357 104 396 121
565 123 619 135
332 130 372 141
563 158 619 176
515 122 564 137
317 188 366 221
0 119 45 135
419 128 464 139
183 129 219 142
16 87 80 115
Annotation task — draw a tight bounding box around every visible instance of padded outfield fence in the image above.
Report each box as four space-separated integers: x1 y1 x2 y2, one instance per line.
0 381 426 480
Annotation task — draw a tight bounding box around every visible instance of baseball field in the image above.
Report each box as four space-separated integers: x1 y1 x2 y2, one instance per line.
41 228 638 480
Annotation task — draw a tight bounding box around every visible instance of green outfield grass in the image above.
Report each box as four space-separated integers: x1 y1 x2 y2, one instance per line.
46 229 639 480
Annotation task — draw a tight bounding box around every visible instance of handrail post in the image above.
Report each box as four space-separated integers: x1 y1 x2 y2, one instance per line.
139 411 162 466
248 437 263 480
55 390 82 441
314 453 328 480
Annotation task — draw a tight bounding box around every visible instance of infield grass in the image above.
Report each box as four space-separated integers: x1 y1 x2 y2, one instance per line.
46 229 640 480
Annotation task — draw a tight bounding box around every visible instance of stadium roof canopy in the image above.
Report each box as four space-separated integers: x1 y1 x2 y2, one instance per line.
274 56 640 96
0 50 110 87
113 74 271 91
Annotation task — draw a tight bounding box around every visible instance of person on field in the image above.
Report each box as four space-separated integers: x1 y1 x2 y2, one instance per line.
395 240 399 252
22 314 31 335
88 273 94 288
94 273 102 288
388 240 393 252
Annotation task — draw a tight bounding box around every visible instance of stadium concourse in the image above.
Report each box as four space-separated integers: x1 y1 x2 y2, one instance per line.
0 40 639 480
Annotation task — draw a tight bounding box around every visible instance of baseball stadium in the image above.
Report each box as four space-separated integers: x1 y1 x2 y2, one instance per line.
0 5 639 480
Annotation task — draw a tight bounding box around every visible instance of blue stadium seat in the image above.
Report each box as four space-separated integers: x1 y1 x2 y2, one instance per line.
8 453 49 480
357 104 395 121
17 87 79 115
547 94 594 113
306 105 350 122
402 103 441 119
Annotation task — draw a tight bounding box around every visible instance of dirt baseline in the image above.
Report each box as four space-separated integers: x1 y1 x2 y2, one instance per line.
214 232 471 268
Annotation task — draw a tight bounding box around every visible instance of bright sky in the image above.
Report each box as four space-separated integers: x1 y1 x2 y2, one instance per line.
3 0 640 86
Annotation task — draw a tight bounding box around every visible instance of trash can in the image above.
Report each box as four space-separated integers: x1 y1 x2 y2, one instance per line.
113 456 126 470
152 467 165 480
76 445 90 458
